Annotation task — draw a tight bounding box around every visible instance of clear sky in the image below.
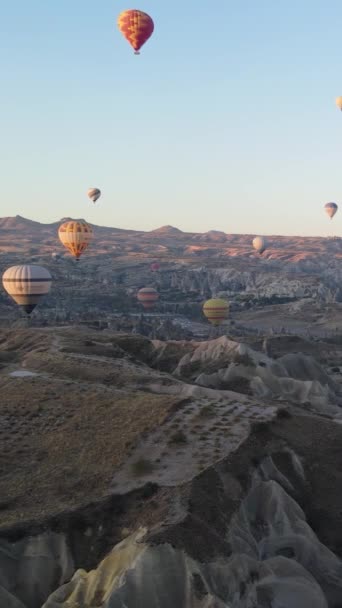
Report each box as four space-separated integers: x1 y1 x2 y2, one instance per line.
1 0 342 235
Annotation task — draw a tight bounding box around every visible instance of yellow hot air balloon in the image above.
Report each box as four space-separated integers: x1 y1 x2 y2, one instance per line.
203 298 229 326
336 97 342 111
2 265 52 314
58 220 93 261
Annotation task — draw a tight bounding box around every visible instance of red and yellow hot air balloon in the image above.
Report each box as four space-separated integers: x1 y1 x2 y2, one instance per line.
58 220 93 261
203 298 229 326
137 287 159 310
117 10 154 55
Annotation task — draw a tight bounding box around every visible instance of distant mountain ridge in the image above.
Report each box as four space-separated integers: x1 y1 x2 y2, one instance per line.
0 215 340 265
0 215 334 240
149 225 185 235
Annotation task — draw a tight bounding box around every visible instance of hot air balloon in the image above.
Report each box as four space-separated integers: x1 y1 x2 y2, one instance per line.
203 298 229 326
137 287 159 310
150 262 160 272
117 10 154 54
324 202 338 219
87 188 101 204
2 265 52 314
253 236 267 254
336 97 342 111
58 220 93 261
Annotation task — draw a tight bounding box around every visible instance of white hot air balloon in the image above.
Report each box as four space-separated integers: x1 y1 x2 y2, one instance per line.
2 265 52 314
324 202 338 220
87 188 101 204
252 236 267 254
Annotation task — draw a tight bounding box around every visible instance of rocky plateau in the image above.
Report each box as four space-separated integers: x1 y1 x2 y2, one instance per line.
1 217 342 607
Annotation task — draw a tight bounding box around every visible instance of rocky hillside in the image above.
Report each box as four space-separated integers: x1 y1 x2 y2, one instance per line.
1 327 342 607
0 216 342 341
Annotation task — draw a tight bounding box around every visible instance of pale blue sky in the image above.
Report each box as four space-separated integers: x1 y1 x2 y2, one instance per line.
1 1 342 235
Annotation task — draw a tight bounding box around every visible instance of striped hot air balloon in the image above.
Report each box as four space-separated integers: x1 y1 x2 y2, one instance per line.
117 10 154 54
137 287 159 310
324 202 338 220
87 188 101 204
203 298 229 326
58 220 93 260
2 265 52 314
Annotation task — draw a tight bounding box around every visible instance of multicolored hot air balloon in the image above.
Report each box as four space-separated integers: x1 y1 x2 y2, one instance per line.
87 188 101 204
58 220 93 261
252 236 267 254
203 298 229 326
117 10 154 54
324 202 338 220
137 287 159 310
150 262 160 272
2 265 52 314
336 97 342 111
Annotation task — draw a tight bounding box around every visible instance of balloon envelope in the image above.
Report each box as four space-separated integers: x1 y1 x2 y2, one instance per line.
324 202 338 219
58 220 93 260
150 262 160 272
87 188 101 203
2 265 52 314
203 298 229 326
336 97 342 111
253 236 267 254
137 287 159 310
117 10 154 54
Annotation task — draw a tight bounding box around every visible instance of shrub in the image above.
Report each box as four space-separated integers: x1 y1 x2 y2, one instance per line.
222 377 252 394
169 430 188 445
253 421 270 434
233 351 256 367
276 408 292 419
130 458 154 477
198 405 216 418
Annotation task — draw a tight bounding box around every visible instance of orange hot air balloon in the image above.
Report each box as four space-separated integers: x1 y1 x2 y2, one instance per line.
117 10 154 55
137 287 159 310
58 220 93 261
